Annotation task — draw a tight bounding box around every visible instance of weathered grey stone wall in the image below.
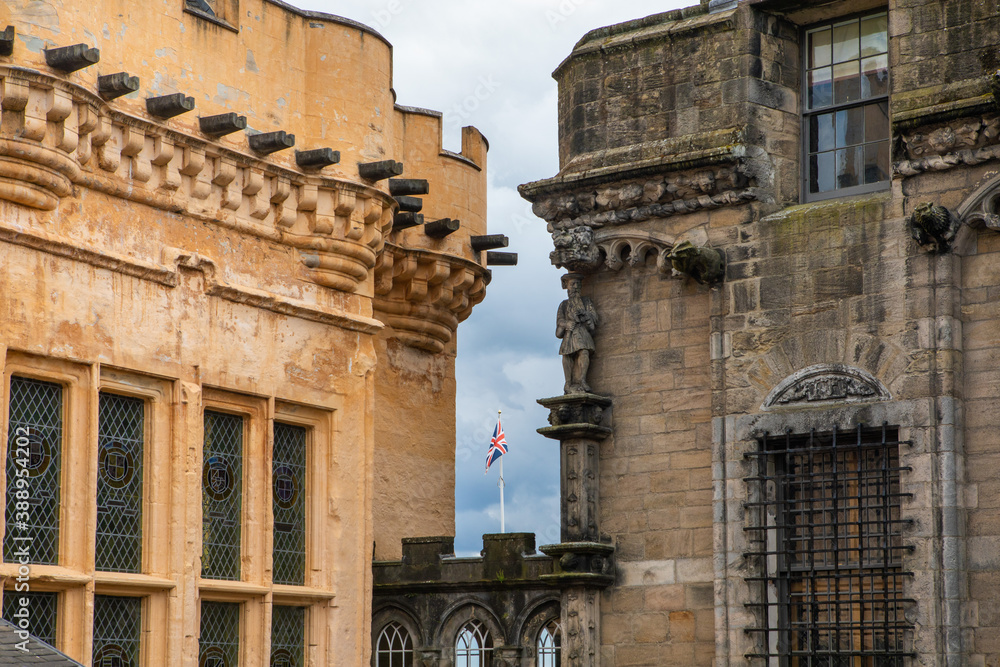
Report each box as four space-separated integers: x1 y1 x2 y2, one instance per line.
522 1 1000 665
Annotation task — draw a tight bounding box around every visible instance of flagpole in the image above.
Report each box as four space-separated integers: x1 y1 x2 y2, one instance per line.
498 410 505 533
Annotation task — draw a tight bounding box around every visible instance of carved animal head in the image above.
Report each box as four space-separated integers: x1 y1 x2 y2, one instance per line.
667 241 725 285
550 225 602 271
908 202 959 253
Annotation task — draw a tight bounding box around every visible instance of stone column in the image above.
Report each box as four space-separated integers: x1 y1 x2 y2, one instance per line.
537 392 614 667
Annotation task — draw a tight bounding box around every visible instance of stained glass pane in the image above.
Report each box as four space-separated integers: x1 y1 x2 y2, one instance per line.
2 590 58 646
96 393 144 573
200 601 240 667
270 605 305 667
5 377 62 565
93 595 141 667
272 423 306 586
202 412 243 581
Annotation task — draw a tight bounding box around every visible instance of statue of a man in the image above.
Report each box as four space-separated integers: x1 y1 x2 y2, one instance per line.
556 273 598 394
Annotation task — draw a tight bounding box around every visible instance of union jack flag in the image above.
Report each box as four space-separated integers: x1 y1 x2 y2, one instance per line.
485 415 508 474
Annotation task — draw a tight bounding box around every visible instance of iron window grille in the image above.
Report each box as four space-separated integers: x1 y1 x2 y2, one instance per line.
1 590 58 646
744 424 914 666
93 595 142 666
4 376 62 565
272 423 307 586
200 601 240 667
202 411 244 581
802 11 890 202
271 605 305 667
537 619 561 667
376 622 414 667
96 393 145 573
456 620 493 667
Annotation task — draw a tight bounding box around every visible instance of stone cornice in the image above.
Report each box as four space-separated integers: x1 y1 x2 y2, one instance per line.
373 243 490 353
0 66 395 294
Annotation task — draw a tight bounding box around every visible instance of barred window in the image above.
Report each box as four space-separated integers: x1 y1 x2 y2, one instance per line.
271 605 305 667
376 622 414 667
2 590 58 646
745 425 913 665
272 423 307 586
93 595 142 666
200 601 240 667
456 620 492 667
5 376 62 565
803 11 889 201
537 619 561 667
96 393 145 573
202 411 243 581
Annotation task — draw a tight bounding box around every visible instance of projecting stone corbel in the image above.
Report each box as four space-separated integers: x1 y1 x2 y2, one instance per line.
666 241 725 285
0 27 16 57
44 44 100 72
146 93 195 119
98 73 140 101
908 202 961 253
199 112 247 137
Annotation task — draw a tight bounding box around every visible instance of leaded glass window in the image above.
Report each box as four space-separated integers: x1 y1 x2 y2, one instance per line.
272 423 306 586
270 605 305 667
456 620 492 667
376 622 413 667
202 411 243 581
200 601 240 667
93 595 141 667
537 620 561 667
5 376 62 565
2 590 58 646
96 393 144 573
803 11 889 201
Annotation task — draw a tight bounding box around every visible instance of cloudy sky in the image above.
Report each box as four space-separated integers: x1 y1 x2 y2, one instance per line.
292 0 694 554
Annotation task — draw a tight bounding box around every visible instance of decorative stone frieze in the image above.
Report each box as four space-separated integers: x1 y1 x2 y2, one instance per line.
895 111 1000 176
762 364 890 410
530 165 755 229
373 243 490 352
0 66 395 294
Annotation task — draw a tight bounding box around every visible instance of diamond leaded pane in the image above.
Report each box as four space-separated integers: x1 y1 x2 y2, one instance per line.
272 423 306 586
5 377 62 565
270 605 304 667
96 393 144 573
202 411 243 581
2 590 58 646
93 595 141 667
200 601 240 667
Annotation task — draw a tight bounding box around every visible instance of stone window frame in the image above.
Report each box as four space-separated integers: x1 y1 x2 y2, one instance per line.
514 598 562 667
372 604 422 667
800 7 891 203
716 396 955 663
437 601 506 667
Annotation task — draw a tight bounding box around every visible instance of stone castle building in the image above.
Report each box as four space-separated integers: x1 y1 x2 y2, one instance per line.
516 0 1000 666
0 0 505 665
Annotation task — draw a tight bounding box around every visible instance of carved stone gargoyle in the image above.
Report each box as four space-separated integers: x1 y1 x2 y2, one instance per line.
550 225 602 272
667 241 725 284
908 202 961 253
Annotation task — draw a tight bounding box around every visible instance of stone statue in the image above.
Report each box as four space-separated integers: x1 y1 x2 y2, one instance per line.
556 274 598 394
908 201 960 253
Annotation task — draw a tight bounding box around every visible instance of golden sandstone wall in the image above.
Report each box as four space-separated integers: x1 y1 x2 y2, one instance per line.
0 0 488 664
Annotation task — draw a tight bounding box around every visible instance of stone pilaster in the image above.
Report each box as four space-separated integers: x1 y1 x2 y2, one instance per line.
537 392 613 667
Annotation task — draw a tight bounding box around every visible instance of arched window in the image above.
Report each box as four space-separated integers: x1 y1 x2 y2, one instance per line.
537 620 561 667
455 620 493 667
375 622 413 667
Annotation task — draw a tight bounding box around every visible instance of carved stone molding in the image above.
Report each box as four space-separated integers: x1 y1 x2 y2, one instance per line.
539 542 615 588
373 243 489 353
957 172 1000 232
529 165 755 229
895 112 1000 176
763 364 890 410
0 66 394 294
537 393 612 441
